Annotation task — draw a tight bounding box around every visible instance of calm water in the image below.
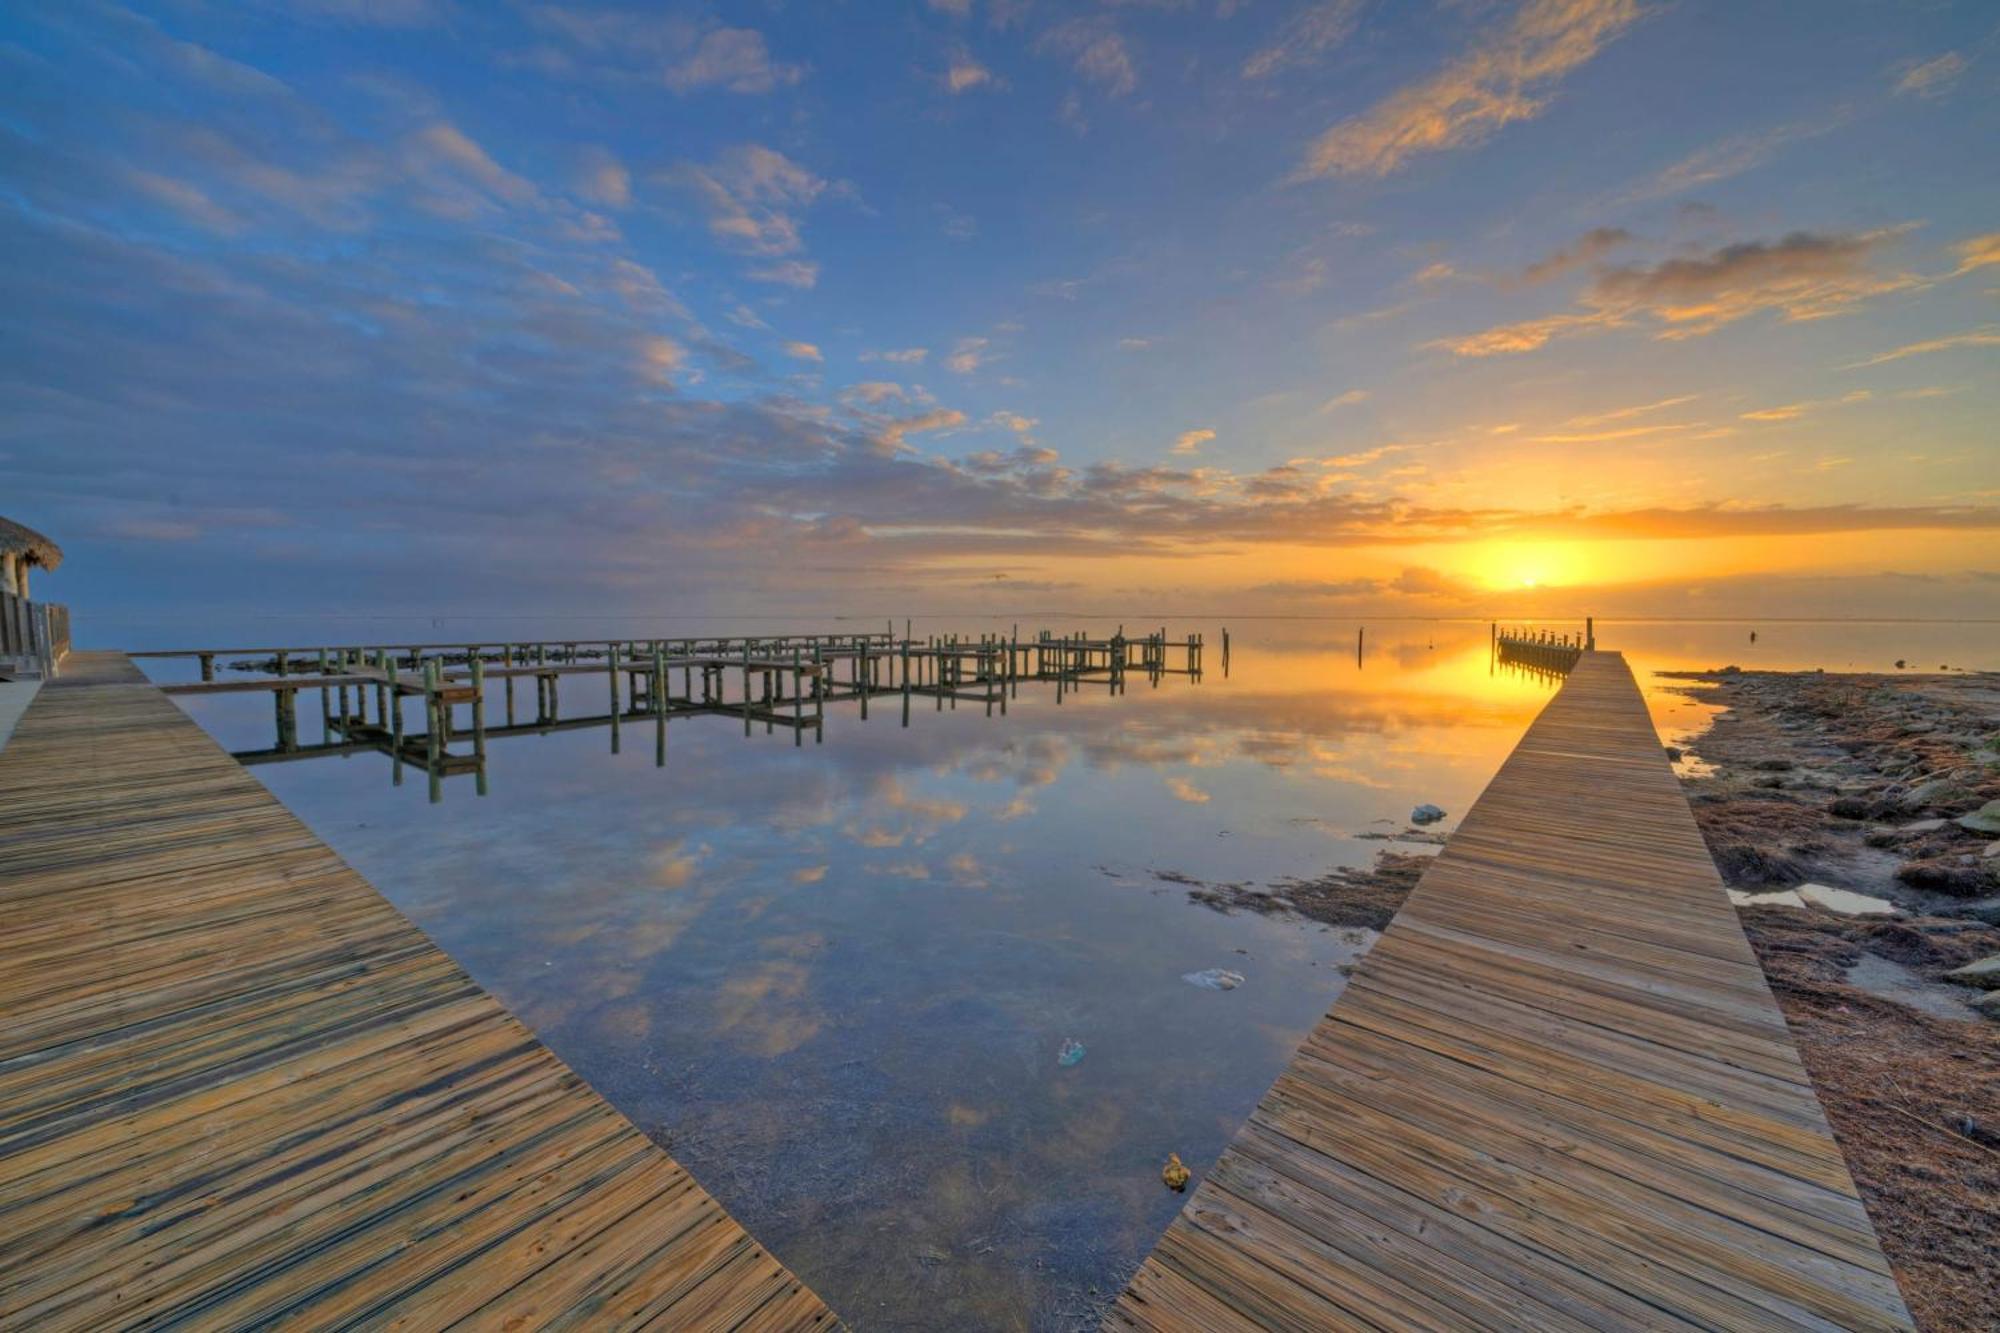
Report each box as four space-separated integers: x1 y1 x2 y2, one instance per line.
147 618 1996 1331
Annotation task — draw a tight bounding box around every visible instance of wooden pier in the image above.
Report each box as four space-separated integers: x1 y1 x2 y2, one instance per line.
0 653 841 1331
1108 651 1911 1331
140 629 1208 799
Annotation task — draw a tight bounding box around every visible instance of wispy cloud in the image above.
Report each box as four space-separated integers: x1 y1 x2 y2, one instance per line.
1242 0 1363 81
1894 51 1967 99
946 336 989 373
1845 326 2000 369
1297 0 1642 178
1039 18 1137 96
1171 428 1216 455
1951 231 2000 275
1740 389 1870 422
527 11 803 94
782 340 823 362
1618 118 1838 203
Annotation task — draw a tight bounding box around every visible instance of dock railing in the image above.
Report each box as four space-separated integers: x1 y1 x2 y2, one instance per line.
0 588 68 678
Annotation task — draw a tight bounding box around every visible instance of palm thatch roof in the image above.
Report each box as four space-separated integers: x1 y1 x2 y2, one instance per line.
0 516 62 570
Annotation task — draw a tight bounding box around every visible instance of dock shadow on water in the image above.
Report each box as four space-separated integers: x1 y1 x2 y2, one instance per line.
144 617 1996 1330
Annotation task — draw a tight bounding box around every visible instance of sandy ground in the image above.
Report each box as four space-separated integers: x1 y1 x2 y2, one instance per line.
1174 668 1999 1329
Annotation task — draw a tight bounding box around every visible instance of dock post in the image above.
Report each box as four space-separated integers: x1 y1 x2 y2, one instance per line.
386 657 404 786
812 644 823 744
743 643 753 737
199 652 215 682
608 642 621 754
1586 616 1595 651
470 655 488 796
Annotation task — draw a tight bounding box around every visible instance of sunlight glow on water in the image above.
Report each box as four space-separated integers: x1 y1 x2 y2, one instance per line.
152 617 1995 1330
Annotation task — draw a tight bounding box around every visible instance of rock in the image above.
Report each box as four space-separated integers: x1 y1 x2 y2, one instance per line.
1896 857 1993 897
1754 758 1794 772
1663 745 1683 762
1898 818 1949 835
1829 796 1872 820
1974 990 2000 1022
1955 799 2000 835
1944 956 2000 989
1182 968 1245 991
1985 840 2000 859
1410 803 1446 825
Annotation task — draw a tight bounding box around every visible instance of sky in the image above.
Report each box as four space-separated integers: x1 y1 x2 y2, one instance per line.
2 0 1997 627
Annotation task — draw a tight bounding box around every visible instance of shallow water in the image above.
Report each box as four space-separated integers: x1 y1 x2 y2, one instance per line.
149 617 1997 1330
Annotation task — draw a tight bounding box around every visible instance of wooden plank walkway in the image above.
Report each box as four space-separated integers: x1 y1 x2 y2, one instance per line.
1109 652 1912 1332
0 652 841 1332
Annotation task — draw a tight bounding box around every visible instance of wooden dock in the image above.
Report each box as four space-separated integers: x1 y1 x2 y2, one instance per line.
1109 651 1912 1331
0 653 841 1331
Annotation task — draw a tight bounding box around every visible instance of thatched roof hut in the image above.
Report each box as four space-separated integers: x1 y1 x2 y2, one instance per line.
0 516 62 599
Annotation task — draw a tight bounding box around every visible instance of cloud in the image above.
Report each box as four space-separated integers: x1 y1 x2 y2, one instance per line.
1619 119 1836 203
1565 394 1696 426
990 411 1037 434
528 11 803 94
1117 336 1154 350
1844 326 2000 369
1297 0 1642 177
638 335 685 385
866 347 929 364
1165 775 1211 804
876 407 969 453
945 50 996 93
1319 389 1369 412
676 144 829 257
1740 389 1870 422
573 145 631 208
275 0 449 25
1242 0 1363 80
1517 226 1632 283
1951 232 2000 276
1039 19 1137 96
125 170 243 234
748 259 820 288
1439 226 1925 355
946 336 989 373
410 122 539 210
843 381 910 405
1171 428 1216 455
1895 51 1967 99
782 340 823 362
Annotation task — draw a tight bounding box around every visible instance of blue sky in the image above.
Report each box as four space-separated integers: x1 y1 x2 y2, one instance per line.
3 0 1997 625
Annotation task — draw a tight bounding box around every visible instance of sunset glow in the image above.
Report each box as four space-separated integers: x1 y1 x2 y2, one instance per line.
0 2 1994 624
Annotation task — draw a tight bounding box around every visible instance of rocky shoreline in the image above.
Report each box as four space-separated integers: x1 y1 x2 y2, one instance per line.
1662 667 1998 1332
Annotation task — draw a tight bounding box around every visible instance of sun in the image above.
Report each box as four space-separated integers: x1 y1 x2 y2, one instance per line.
1472 542 1581 592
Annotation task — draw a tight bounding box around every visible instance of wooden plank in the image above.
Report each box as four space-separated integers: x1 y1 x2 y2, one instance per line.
1108 651 1912 1332
0 652 841 1332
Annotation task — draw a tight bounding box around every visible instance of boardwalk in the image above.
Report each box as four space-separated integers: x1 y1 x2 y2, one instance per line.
0 653 839 1331
1109 652 1912 1331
